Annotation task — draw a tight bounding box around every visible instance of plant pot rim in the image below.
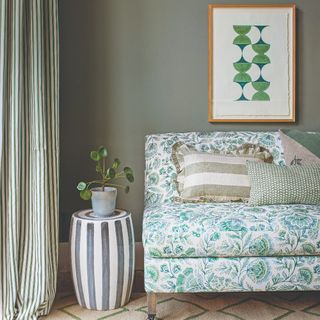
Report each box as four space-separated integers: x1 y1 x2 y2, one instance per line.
91 187 117 192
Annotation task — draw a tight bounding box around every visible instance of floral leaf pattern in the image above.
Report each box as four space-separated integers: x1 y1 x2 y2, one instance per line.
144 256 320 292
143 203 320 258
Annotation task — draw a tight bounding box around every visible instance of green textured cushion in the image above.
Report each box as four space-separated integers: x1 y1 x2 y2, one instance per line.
246 161 320 206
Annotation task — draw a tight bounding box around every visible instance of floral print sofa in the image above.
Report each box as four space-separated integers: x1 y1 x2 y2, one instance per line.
142 131 320 319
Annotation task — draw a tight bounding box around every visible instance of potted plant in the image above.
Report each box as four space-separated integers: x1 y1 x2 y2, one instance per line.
77 146 134 217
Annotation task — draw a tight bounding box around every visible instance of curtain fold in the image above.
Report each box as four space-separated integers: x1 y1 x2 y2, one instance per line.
0 1 59 319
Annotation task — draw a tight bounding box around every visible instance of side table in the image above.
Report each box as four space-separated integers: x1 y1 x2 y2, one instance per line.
70 209 135 310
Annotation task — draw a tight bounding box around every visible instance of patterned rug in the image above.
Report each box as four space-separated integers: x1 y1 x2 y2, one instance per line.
43 292 320 319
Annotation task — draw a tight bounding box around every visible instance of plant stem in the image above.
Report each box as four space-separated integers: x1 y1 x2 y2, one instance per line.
102 159 106 191
103 158 106 177
115 172 125 179
87 179 109 187
87 177 126 189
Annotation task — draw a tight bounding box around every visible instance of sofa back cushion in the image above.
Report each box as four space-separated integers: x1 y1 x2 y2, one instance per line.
280 129 320 165
144 131 284 206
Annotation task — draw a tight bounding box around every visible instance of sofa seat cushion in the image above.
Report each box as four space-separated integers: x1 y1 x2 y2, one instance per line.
143 203 320 258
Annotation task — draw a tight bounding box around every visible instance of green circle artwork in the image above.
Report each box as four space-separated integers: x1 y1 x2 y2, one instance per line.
233 25 270 101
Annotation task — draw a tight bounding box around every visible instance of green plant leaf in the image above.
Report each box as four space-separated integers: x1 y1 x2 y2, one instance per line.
112 158 121 169
80 189 92 200
106 167 116 179
90 151 101 161
126 173 134 183
98 146 108 158
124 167 133 175
77 181 87 191
125 185 130 193
124 167 134 182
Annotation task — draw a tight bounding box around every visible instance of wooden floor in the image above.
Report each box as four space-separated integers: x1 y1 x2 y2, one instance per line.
43 292 320 319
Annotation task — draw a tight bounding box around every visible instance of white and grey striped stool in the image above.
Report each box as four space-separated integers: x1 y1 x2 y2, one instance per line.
70 209 135 310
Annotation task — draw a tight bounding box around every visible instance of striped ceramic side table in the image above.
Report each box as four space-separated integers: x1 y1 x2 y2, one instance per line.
70 209 135 310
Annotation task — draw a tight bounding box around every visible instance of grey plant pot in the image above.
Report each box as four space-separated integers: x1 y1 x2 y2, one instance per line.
91 187 117 217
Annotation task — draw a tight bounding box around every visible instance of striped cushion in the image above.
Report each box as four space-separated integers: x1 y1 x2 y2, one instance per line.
172 143 273 202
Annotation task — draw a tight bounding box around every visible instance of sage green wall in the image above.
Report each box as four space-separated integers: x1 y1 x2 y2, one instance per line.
59 0 320 242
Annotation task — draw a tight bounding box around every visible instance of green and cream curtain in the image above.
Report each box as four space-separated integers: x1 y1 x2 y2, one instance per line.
0 1 59 319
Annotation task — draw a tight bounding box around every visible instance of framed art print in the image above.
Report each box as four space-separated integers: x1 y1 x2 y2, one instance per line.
208 4 296 122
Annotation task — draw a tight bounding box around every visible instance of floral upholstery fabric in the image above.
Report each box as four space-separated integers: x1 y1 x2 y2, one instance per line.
143 131 320 294
143 202 320 258
144 256 320 292
144 131 284 206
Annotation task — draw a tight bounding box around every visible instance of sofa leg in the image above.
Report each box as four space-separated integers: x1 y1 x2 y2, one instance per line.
147 292 157 320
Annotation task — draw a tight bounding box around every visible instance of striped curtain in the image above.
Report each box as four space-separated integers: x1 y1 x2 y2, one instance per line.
0 1 59 319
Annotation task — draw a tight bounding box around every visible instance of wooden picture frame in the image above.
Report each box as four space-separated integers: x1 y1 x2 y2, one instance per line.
208 4 296 122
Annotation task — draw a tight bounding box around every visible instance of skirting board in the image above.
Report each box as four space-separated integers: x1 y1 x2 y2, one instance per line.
58 241 144 294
